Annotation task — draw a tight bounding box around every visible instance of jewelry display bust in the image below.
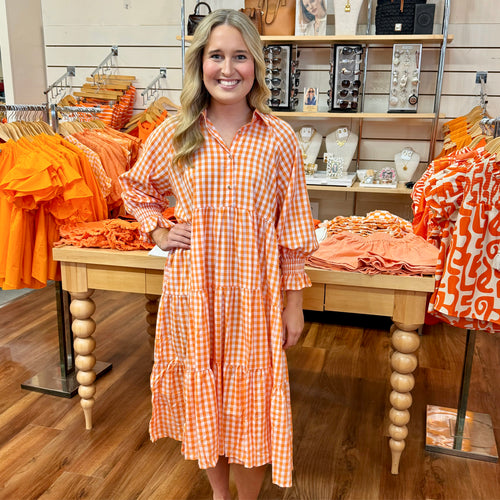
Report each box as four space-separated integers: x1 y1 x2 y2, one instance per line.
325 127 358 170
296 125 322 168
394 147 420 182
334 0 364 35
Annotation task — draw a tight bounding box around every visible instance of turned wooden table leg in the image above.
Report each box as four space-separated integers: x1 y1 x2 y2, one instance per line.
70 290 97 430
145 294 159 345
388 322 421 474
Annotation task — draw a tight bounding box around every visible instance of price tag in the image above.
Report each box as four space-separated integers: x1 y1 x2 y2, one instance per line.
401 148 413 161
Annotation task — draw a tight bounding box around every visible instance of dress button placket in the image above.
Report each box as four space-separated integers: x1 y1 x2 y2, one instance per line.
225 152 233 204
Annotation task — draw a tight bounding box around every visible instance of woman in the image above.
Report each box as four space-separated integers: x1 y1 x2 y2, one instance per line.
296 0 327 36
305 87 317 106
120 9 318 499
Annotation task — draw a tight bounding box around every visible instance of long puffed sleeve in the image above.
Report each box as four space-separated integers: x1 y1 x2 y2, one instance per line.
274 121 319 290
120 120 177 242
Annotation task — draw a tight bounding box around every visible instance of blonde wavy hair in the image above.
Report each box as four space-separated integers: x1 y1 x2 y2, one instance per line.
172 9 271 168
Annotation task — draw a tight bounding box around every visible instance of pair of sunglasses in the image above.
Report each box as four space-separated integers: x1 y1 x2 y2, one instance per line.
339 88 359 98
264 46 282 55
265 77 281 86
342 46 363 55
337 100 358 110
341 79 361 89
265 57 281 66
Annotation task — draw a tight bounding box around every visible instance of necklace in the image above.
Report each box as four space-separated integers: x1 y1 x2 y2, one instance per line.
399 149 413 170
345 0 351 12
298 129 317 159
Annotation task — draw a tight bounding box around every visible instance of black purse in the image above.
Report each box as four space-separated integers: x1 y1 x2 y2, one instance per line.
375 0 426 35
187 2 212 36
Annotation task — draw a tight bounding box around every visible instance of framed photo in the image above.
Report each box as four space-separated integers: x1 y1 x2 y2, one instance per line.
295 0 328 36
303 87 318 112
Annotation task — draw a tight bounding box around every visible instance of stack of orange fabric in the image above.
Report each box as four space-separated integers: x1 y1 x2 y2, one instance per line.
0 134 107 289
321 210 413 238
54 208 178 250
54 219 155 250
307 211 438 276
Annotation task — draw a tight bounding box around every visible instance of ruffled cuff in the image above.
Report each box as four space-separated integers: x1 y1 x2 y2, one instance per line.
280 257 312 290
138 210 176 244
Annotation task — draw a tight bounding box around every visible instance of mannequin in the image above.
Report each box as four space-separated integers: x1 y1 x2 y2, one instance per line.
296 125 322 170
394 147 420 182
325 126 358 170
333 0 364 36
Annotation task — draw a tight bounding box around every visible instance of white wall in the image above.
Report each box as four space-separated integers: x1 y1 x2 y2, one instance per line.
0 0 47 103
34 0 500 219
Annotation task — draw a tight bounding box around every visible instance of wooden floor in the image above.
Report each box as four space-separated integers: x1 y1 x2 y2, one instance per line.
0 283 498 500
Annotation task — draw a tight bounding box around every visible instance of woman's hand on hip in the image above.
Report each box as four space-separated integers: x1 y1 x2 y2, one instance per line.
151 223 191 251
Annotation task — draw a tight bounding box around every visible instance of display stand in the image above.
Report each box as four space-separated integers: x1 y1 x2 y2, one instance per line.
425 329 499 462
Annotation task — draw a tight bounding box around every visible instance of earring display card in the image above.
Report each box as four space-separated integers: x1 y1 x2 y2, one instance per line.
329 44 363 113
264 44 300 111
388 43 422 113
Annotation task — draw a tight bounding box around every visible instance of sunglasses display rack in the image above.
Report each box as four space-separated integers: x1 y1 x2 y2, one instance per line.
264 44 300 112
328 44 363 113
388 44 423 113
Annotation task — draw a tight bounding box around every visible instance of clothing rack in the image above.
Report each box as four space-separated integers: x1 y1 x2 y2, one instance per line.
427 0 451 162
480 116 500 138
49 103 102 133
44 66 76 103
141 68 167 105
0 103 50 123
0 102 111 397
477 71 488 116
425 328 498 462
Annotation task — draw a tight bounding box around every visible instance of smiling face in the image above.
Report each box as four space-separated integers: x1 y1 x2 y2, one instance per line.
202 24 255 112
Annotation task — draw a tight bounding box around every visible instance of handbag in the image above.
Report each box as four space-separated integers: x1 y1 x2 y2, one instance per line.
240 1 264 34
187 1 212 36
262 0 295 36
375 0 426 35
243 0 295 36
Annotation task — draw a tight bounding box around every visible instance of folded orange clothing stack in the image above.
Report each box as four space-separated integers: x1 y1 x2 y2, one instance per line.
307 231 438 276
54 218 154 251
308 211 438 276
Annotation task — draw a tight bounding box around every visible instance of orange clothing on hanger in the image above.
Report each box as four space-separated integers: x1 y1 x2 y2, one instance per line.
0 133 106 289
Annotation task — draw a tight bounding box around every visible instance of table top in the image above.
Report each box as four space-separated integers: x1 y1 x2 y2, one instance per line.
53 246 435 293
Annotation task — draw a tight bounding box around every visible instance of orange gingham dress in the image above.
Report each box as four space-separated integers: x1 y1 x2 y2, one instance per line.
120 109 318 487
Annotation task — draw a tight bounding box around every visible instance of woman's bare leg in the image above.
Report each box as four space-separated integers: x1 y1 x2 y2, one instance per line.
206 456 231 500
231 464 267 500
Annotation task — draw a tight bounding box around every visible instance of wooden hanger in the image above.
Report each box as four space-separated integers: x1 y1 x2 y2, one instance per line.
73 89 121 101
84 79 130 91
484 137 500 157
155 95 181 110
94 74 136 81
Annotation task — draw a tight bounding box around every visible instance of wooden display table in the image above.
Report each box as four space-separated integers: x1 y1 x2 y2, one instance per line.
52 246 435 475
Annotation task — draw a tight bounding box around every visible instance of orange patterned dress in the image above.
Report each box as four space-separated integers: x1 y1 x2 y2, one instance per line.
120 110 318 486
426 149 500 332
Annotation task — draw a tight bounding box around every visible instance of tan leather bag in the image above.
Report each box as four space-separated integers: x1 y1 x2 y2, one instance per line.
244 0 296 36
240 5 264 34
262 0 296 35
